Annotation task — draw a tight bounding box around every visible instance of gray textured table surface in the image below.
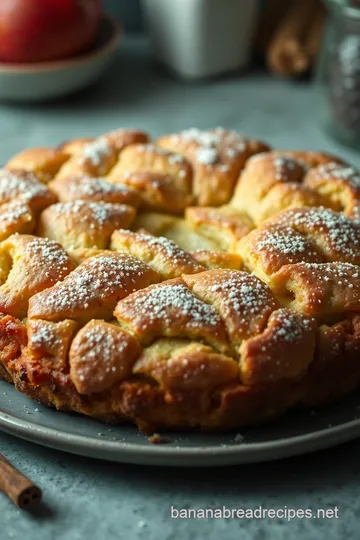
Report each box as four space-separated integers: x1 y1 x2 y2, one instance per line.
1 37 360 540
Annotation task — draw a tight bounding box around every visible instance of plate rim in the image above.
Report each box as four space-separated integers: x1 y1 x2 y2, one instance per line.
2 404 360 466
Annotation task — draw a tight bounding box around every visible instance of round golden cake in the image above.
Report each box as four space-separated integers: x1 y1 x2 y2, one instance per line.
1 127 360 432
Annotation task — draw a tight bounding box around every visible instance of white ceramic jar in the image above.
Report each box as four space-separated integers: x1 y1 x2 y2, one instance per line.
142 0 259 79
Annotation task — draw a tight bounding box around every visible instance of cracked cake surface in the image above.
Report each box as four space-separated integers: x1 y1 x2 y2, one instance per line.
1 127 360 432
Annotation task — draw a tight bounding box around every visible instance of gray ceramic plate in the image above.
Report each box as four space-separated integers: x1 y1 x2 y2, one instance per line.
1 379 360 466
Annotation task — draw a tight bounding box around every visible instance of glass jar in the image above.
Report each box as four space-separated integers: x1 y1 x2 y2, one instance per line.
318 0 360 148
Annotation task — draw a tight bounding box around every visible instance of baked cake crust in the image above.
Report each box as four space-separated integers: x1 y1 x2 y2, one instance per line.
1 127 360 432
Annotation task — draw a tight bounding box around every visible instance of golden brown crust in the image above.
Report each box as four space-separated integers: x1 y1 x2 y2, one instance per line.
69 320 142 395
271 150 347 168
27 319 78 368
0 169 56 211
118 379 303 430
67 247 110 266
111 229 204 278
114 278 230 353
100 129 151 153
7 147 70 183
29 252 161 323
183 270 277 348
58 130 150 157
0 313 27 382
108 143 192 180
303 163 360 218
106 144 194 213
133 339 239 393
157 128 270 206
230 151 353 225
109 171 194 213
133 212 221 252
0 201 35 240
37 201 136 250
231 153 324 223
270 262 360 319
48 175 141 207
301 315 360 405
239 308 316 384
2 128 360 433
0 235 73 318
190 250 243 270
2 311 360 431
265 207 360 265
0 362 12 383
237 224 325 282
185 206 253 250
55 138 118 179
58 137 94 156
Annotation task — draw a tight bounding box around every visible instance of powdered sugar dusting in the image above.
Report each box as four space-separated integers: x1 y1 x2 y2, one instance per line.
137 144 168 156
30 323 61 348
314 163 360 190
257 228 308 255
207 271 275 317
272 152 312 171
256 309 314 360
178 128 247 165
168 153 185 165
274 207 360 259
0 169 49 204
79 324 128 367
196 147 219 165
119 282 222 330
26 237 71 275
298 261 360 283
273 156 300 181
65 176 135 198
268 309 313 344
132 232 202 269
255 227 319 264
181 128 221 147
36 254 151 315
0 201 31 226
81 138 111 166
280 262 360 314
136 144 187 168
49 200 130 226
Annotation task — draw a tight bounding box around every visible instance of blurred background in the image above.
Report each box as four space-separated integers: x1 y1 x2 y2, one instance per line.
105 0 143 31
0 0 358 161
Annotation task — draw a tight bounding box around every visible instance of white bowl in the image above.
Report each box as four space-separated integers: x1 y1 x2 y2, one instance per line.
0 15 122 102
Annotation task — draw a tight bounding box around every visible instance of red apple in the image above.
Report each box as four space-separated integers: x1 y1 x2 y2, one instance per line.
0 0 102 63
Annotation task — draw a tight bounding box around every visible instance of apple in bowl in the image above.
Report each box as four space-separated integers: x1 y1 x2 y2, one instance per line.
0 0 102 63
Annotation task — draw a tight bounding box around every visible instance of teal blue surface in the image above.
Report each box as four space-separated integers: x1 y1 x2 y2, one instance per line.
2 430 359 539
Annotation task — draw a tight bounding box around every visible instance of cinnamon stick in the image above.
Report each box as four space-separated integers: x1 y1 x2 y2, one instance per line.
255 0 291 55
267 0 323 77
0 453 42 510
